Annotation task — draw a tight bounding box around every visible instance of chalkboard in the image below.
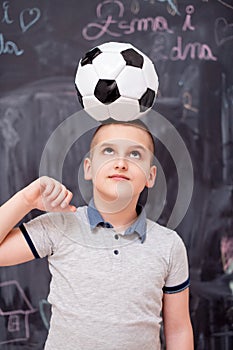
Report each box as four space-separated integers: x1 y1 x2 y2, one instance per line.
0 0 233 349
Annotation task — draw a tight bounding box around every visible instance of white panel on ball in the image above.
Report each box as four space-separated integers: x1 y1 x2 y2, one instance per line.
93 52 126 80
75 64 99 96
108 97 140 121
82 96 109 121
98 42 132 52
116 66 147 99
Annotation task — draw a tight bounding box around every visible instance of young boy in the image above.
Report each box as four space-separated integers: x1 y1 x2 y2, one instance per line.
0 119 194 349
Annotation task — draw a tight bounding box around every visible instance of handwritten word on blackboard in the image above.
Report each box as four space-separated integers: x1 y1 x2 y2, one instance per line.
82 0 217 62
0 1 41 56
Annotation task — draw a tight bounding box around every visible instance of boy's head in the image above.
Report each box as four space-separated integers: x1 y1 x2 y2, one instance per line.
84 119 157 210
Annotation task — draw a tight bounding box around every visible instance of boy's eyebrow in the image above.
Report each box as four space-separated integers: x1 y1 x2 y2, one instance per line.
98 142 116 148
98 142 149 153
127 144 148 153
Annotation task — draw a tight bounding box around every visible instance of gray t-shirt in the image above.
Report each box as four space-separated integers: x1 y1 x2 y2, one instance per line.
21 206 189 350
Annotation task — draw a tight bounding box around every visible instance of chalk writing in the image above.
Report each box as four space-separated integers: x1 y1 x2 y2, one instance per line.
217 0 233 11
183 92 198 113
145 0 180 16
20 7 41 33
150 0 180 15
0 280 36 345
182 5 195 31
82 1 217 62
121 17 173 35
170 36 217 61
215 17 233 46
0 33 24 56
82 0 173 40
8 315 20 332
0 1 41 56
166 0 178 16
39 299 51 330
1 1 13 24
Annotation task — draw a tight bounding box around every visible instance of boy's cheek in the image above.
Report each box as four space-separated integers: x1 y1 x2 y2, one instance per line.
92 158 113 175
90 166 107 183
131 161 150 176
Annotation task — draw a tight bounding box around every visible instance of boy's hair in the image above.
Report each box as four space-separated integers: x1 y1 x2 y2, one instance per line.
90 118 155 157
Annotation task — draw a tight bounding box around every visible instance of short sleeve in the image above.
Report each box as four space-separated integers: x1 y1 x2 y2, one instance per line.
163 233 190 294
19 212 67 259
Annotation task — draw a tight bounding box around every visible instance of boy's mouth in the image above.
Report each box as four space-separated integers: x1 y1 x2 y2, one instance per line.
108 174 130 181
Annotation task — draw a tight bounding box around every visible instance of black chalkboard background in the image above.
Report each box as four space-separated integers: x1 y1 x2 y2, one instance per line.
0 0 233 349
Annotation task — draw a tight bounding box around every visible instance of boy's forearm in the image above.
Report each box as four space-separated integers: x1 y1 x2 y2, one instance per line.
165 328 194 350
0 190 32 244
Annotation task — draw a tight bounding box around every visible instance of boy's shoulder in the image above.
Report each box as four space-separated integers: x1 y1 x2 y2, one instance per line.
146 217 177 235
145 217 184 245
26 205 88 231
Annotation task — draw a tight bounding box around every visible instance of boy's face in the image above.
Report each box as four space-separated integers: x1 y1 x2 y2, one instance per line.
84 124 157 207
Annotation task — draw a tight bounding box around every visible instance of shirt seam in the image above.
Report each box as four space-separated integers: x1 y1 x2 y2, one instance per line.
163 277 190 294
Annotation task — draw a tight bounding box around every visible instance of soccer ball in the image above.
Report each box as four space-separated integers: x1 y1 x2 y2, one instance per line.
75 42 159 121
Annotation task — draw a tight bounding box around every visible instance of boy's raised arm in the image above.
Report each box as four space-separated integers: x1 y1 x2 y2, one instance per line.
0 176 76 266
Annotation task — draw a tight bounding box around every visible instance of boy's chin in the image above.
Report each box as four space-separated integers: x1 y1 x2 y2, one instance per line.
97 183 134 200
96 192 135 214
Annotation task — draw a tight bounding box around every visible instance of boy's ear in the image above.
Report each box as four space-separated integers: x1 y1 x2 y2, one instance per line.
83 158 92 180
146 165 157 188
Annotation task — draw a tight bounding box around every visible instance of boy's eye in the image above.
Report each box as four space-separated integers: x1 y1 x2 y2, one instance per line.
130 150 141 159
103 147 114 155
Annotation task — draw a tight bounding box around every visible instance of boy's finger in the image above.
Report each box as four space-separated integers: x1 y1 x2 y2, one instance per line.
60 191 73 209
50 188 68 208
41 182 56 197
46 185 65 202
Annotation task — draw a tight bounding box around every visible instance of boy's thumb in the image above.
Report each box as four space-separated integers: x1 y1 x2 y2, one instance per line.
59 205 76 213
68 205 77 212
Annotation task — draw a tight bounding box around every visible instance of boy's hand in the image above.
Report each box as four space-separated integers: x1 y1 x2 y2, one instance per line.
21 176 76 213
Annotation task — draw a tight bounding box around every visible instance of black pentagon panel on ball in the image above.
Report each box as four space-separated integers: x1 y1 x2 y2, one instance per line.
139 88 155 112
94 79 120 104
75 86 84 108
121 48 144 68
81 47 102 66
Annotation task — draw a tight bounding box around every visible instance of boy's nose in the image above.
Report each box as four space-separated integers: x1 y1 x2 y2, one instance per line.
113 157 128 170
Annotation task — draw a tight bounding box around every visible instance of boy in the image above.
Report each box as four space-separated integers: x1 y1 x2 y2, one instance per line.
0 119 193 349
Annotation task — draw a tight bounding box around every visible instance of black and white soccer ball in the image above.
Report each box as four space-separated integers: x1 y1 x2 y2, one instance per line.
75 42 159 121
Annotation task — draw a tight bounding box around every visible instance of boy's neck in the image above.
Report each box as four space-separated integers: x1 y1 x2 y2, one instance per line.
93 194 139 231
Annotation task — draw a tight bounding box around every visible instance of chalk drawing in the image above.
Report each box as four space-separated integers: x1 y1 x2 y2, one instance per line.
0 280 36 345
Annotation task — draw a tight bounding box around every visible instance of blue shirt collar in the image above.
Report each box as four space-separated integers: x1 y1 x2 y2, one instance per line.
87 199 147 243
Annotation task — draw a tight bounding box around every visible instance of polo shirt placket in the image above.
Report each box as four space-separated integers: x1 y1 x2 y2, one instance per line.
87 199 147 266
